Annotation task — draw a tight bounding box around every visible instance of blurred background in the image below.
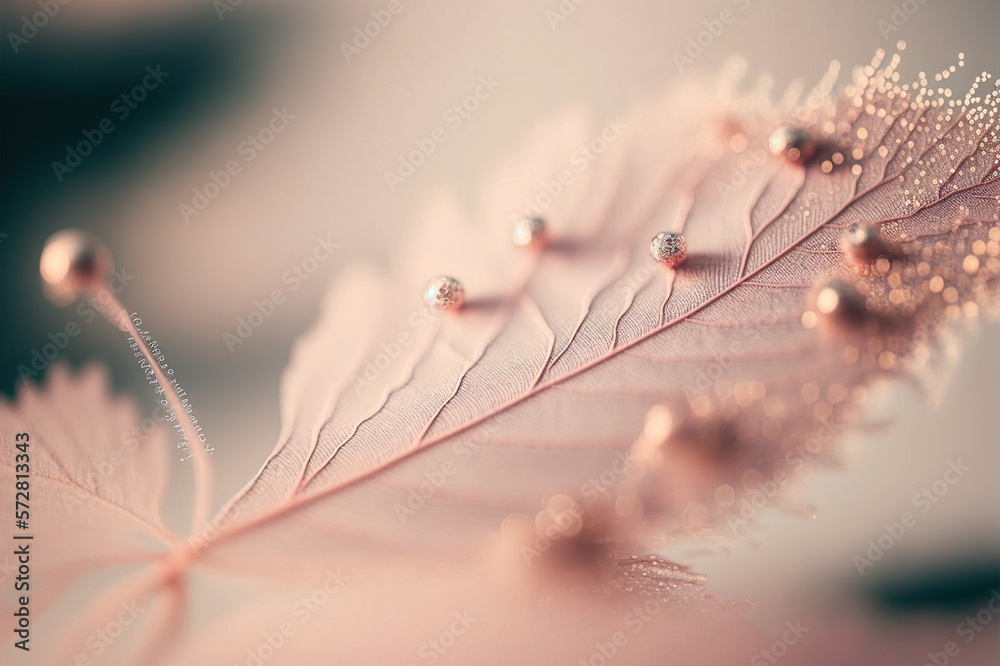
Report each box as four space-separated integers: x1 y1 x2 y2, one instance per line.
2 0 998 661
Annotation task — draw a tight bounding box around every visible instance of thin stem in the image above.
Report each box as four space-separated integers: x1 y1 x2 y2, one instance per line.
92 287 213 535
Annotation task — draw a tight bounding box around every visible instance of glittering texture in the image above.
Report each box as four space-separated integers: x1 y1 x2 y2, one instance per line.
615 554 707 600
649 232 688 267
423 275 465 311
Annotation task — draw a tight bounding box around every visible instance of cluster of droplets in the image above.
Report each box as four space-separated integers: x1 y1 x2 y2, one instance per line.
503 47 1000 553
801 219 1000 364
623 366 871 536
423 49 998 319
613 555 708 602
863 48 1000 209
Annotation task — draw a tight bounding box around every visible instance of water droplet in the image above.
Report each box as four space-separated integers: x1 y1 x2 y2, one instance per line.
840 223 885 265
814 280 866 329
768 126 816 163
40 229 114 306
512 215 546 248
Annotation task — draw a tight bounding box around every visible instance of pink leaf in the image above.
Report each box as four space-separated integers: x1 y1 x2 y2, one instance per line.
5 49 1000 665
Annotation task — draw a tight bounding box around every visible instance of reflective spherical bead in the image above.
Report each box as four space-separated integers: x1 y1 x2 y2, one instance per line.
768 126 816 164
40 229 114 306
840 223 884 265
423 276 465 311
512 216 546 248
649 232 688 268
813 280 865 330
